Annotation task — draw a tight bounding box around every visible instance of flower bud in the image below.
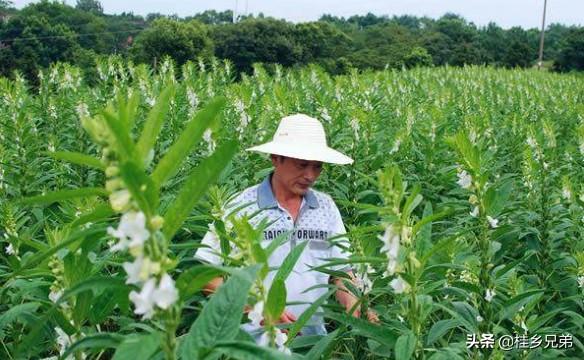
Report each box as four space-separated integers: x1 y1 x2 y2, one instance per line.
105 166 119 177
109 189 131 212
150 216 164 231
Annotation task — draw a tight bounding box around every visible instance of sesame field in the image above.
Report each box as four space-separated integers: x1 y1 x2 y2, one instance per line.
0 58 583 359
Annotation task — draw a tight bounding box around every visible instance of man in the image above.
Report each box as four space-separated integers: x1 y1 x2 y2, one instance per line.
195 114 378 339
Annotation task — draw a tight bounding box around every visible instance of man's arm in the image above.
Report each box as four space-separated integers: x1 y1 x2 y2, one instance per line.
332 271 379 323
202 276 223 296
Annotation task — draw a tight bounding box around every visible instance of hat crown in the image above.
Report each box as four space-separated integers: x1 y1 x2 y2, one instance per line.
273 114 327 146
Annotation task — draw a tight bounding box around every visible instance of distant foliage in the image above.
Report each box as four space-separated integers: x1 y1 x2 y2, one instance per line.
0 3 583 81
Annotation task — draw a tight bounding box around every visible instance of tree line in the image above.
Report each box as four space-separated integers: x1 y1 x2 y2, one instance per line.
0 0 583 82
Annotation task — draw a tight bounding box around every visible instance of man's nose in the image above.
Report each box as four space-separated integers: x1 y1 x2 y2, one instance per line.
304 167 320 182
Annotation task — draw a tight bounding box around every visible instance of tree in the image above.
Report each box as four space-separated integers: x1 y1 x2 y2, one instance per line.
20 0 112 53
75 0 103 15
348 23 418 69
212 18 301 73
404 46 433 68
477 22 506 65
130 18 213 67
425 13 481 66
0 14 81 79
502 27 535 68
294 21 352 64
554 28 584 72
188 10 233 25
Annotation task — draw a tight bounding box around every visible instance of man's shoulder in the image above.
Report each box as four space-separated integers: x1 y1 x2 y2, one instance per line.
226 183 260 212
310 188 339 210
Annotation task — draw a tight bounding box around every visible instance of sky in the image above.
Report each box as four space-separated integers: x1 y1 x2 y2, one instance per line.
11 0 584 29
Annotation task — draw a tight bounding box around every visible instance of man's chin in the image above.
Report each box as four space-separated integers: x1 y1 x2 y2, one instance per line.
294 186 310 195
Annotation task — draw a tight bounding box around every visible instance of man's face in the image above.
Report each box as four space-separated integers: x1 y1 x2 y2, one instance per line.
271 156 323 196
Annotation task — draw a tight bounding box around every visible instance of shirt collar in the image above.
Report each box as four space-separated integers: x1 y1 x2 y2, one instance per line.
257 173 319 210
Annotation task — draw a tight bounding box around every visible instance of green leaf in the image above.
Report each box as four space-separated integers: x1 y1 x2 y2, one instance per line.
152 96 227 186
101 108 136 161
324 311 397 347
136 85 175 161
19 188 107 205
48 151 105 170
176 265 225 300
402 184 422 219
90 287 129 324
416 202 433 257
163 140 237 240
112 331 162 360
70 203 115 228
498 290 544 320
272 241 307 284
180 266 259 359
427 319 460 345
0 302 40 337
57 277 128 308
433 303 476 334
286 288 336 341
265 230 292 257
119 160 159 216
8 226 106 278
483 180 512 217
304 328 342 359
61 333 124 360
266 279 286 323
395 331 416 360
212 340 294 359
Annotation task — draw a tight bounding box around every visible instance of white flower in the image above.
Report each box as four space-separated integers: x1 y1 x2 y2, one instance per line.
274 327 287 347
123 256 160 285
203 129 216 153
485 289 496 302
526 136 537 148
187 87 199 109
562 187 572 200
129 278 156 319
153 273 179 309
107 211 150 252
54 327 74 359
248 301 264 327
390 138 401 154
390 276 410 294
355 271 373 294
577 275 584 288
5 243 15 255
397 315 405 323
486 216 499 229
457 170 472 189
76 103 89 119
470 206 479 218
258 331 270 347
476 315 483 323
379 224 400 276
49 290 63 303
258 328 291 354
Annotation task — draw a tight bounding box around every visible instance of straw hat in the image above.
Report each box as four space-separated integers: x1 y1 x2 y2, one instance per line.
246 114 353 165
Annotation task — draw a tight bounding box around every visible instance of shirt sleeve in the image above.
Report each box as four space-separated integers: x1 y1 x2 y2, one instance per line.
328 201 352 273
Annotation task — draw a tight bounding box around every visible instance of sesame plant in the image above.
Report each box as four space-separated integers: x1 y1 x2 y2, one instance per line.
0 58 583 359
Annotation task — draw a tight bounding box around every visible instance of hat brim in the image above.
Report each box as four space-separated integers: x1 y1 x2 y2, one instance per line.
246 141 353 165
